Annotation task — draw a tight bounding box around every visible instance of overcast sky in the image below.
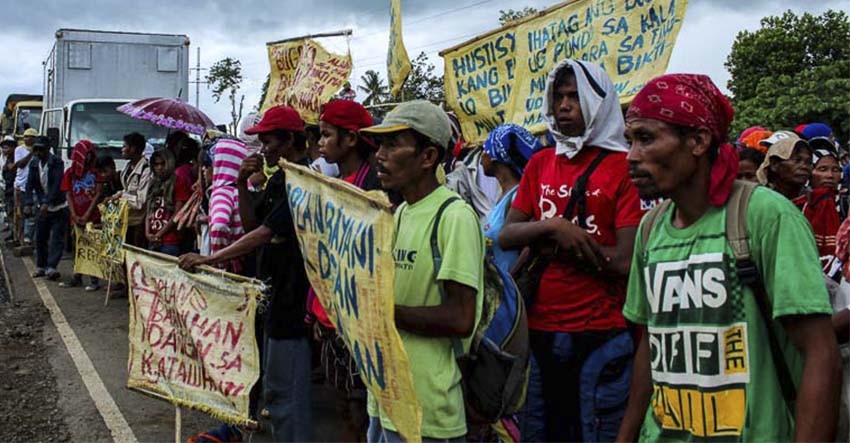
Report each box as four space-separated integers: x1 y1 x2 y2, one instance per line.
1 0 847 126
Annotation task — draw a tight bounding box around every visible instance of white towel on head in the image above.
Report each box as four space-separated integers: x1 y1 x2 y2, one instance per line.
544 59 628 159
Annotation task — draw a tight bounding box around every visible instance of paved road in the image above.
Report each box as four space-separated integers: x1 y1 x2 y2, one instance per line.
3 248 345 442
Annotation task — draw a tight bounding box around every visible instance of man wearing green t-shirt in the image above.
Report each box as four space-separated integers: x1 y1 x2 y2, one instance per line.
362 100 484 442
616 74 841 442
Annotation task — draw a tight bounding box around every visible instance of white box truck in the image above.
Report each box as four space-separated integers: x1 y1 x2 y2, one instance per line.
40 29 190 167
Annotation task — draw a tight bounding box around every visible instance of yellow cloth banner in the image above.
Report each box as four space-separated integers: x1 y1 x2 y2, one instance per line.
100 199 129 264
261 41 303 113
125 245 264 425
74 226 125 283
388 0 412 97
281 161 422 442
261 39 353 124
440 0 689 144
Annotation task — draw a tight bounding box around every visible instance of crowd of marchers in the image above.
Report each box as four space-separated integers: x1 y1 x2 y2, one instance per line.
3 58 849 443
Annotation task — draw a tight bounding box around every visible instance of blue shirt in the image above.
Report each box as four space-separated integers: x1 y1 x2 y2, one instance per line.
483 186 519 274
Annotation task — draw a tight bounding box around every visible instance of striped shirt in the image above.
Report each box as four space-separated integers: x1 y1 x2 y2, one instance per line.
208 138 249 273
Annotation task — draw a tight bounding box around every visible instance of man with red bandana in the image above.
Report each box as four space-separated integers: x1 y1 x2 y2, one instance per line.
617 74 840 442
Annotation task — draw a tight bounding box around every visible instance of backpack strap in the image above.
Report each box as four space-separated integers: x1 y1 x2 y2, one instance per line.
725 180 797 409
563 150 609 228
726 180 756 271
639 199 673 253
429 196 465 359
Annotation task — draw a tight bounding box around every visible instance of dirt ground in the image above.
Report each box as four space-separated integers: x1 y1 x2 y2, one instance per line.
0 298 71 442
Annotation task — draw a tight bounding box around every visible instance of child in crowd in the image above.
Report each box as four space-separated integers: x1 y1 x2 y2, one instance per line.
95 156 122 198
737 147 765 183
59 140 103 291
145 149 192 256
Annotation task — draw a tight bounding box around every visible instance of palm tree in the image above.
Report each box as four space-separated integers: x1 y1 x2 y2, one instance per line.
358 70 389 106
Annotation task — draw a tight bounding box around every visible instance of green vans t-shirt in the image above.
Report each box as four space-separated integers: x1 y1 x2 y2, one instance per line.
623 187 832 442
368 186 484 439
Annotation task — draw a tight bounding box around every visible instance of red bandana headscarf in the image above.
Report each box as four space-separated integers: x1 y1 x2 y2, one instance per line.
71 140 96 179
627 74 738 206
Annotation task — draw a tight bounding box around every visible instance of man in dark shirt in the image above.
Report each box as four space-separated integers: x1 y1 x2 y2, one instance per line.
179 105 312 442
25 137 69 280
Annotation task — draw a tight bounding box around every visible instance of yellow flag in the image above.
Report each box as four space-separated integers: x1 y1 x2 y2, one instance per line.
99 199 128 264
388 0 412 97
261 41 303 113
286 40 353 125
261 39 352 124
440 0 689 144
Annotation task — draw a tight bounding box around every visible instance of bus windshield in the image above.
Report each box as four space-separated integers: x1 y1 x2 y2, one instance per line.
69 102 168 151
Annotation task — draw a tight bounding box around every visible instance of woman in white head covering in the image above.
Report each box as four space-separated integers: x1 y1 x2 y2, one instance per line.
543 59 628 158
500 59 643 443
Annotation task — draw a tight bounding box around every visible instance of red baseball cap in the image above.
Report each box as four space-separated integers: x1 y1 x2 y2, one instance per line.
245 105 305 134
320 100 374 131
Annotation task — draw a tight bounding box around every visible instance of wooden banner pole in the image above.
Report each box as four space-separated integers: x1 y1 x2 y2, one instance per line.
266 29 353 46
175 406 182 443
104 275 112 307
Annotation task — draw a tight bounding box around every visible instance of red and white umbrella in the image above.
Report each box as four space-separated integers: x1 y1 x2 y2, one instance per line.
117 97 215 136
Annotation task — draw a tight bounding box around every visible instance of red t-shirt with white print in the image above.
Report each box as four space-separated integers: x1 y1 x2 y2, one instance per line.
512 146 645 332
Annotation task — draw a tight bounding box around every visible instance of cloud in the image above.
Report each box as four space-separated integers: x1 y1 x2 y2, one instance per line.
0 0 847 125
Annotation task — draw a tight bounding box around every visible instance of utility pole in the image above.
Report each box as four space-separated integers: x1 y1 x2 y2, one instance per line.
188 47 207 108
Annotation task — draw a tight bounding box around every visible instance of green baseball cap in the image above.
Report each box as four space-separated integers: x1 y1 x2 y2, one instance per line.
361 100 452 149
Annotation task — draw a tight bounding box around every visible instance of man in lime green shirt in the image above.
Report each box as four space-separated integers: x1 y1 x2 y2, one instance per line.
617 74 841 442
362 101 484 441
